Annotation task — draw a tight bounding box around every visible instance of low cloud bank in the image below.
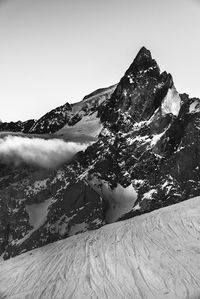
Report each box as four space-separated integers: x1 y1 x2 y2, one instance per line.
0 136 89 169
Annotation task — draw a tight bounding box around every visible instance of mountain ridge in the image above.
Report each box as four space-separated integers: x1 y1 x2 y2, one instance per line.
0 84 116 136
1 47 200 260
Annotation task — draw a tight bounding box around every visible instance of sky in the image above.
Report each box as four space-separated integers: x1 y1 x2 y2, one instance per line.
0 0 200 122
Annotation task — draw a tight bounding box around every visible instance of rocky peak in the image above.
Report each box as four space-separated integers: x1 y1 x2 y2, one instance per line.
125 46 160 78
99 47 176 131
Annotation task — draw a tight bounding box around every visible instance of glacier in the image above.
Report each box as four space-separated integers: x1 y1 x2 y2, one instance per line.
1 196 200 298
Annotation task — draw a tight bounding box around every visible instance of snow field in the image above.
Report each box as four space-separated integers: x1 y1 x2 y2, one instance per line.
1 196 200 298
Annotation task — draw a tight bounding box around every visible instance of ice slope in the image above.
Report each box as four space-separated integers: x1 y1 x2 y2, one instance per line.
72 84 117 113
1 196 200 299
56 112 103 142
88 179 137 223
161 85 181 116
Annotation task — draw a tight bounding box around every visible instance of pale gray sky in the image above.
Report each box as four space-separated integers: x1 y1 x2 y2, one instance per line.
0 0 200 121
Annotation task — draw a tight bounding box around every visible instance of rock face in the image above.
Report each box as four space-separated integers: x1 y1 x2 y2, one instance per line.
1 47 200 259
28 102 73 134
0 119 36 133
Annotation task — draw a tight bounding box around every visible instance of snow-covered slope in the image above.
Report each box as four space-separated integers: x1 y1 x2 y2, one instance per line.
0 84 116 139
55 85 116 141
71 84 117 113
1 196 200 299
55 111 103 142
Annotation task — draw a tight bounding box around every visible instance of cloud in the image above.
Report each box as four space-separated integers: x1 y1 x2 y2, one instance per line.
0 136 89 169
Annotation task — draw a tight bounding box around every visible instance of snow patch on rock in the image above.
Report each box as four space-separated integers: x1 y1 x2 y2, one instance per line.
141 189 157 201
88 177 137 223
189 100 200 114
161 86 181 116
151 132 165 146
26 198 52 230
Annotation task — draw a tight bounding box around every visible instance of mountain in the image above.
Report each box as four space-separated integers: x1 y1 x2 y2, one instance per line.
0 84 116 141
0 119 36 133
1 47 200 260
1 195 200 299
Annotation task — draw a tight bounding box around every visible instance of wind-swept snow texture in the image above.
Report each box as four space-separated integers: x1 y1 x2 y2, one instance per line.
1 196 200 299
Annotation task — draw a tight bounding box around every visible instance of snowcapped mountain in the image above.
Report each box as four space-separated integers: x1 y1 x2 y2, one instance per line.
1 46 200 261
1 196 200 299
0 84 116 139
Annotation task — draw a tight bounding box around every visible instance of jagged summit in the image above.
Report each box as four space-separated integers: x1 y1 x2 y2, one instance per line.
131 46 153 66
136 46 151 56
99 47 177 128
125 46 160 78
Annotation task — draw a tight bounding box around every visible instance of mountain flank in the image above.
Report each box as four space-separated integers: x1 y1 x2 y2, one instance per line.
1 47 200 260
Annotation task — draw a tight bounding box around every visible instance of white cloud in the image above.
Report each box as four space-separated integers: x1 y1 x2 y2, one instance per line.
0 136 89 169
